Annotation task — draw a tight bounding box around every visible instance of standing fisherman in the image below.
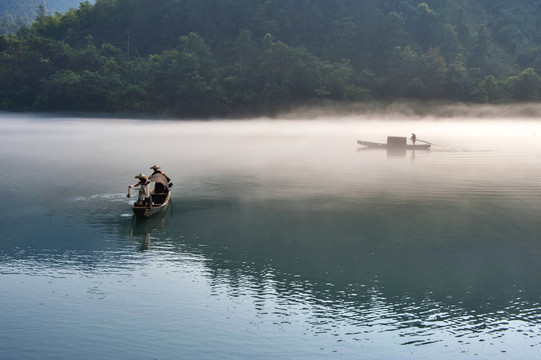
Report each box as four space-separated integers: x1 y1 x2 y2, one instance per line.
410 133 417 147
128 173 152 207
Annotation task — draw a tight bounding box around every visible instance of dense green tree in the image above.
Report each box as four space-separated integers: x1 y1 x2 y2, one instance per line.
234 29 255 78
445 54 469 100
484 75 500 102
388 46 420 96
257 34 298 104
469 24 489 70
420 47 448 97
409 2 438 49
440 23 463 61
505 67 541 101
325 60 370 101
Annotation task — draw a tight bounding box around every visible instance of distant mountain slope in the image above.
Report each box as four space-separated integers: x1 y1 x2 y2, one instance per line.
48 1 90 13
1 0 89 15
1 0 91 34
1 0 43 23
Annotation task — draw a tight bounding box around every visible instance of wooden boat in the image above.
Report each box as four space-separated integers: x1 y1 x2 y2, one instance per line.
131 173 172 218
357 139 431 150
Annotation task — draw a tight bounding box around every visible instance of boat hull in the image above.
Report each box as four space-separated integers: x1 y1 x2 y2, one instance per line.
131 192 171 218
357 140 431 150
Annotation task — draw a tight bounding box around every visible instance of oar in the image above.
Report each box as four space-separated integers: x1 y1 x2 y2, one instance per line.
420 140 450 149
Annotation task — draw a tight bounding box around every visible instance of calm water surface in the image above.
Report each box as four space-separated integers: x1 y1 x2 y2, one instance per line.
0 112 540 359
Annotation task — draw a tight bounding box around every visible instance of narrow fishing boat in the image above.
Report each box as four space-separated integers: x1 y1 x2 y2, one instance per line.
357 136 431 150
128 173 172 218
357 140 431 150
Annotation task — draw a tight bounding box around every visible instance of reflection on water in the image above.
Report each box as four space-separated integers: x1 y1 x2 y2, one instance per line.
1 112 541 359
129 204 171 251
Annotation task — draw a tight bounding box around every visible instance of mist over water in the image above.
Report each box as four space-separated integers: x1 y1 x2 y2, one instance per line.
1 108 540 359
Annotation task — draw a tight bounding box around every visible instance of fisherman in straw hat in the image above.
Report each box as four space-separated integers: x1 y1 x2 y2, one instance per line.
410 133 417 147
128 173 152 207
149 165 172 193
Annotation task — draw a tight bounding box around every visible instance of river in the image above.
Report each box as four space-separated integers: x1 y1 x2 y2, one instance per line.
0 110 540 359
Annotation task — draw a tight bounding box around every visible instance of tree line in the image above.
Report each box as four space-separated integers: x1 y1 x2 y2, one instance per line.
1 0 541 118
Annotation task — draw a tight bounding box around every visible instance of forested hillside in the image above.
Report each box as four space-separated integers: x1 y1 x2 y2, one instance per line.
1 0 541 118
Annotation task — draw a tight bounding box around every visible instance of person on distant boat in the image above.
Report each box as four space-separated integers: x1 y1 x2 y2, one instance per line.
410 133 417 146
150 165 172 193
129 173 152 207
